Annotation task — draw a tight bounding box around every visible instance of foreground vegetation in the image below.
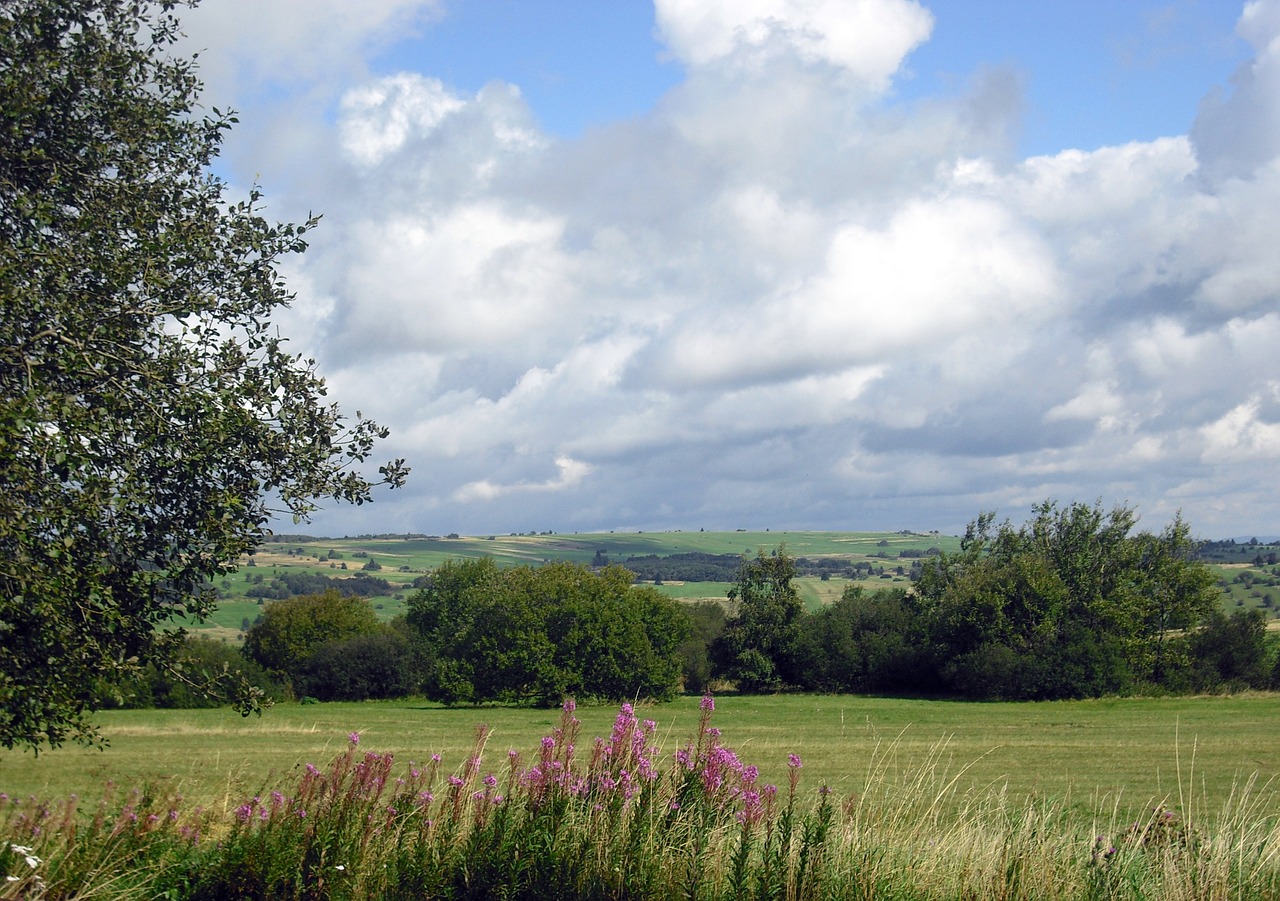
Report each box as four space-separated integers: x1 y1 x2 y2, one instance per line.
3 697 1279 899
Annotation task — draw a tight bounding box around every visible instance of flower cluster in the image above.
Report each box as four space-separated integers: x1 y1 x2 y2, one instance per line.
673 695 781 827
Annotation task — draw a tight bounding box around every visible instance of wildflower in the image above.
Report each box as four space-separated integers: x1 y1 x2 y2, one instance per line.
335 865 346 872
483 774 498 788
305 763 319 775
7 845 39 869
563 698 577 713
348 732 361 746
788 754 803 769
700 695 715 712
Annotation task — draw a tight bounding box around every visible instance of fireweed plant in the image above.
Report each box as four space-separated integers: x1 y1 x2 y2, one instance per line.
3 698 1280 900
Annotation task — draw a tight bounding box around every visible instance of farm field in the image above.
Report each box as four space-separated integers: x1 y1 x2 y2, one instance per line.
195 529 953 639
3 694 1276 827
196 531 1280 643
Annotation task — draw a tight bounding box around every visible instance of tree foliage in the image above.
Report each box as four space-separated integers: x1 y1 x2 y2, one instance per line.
242 591 382 688
0 0 406 750
912 501 1222 699
406 560 688 705
714 547 804 692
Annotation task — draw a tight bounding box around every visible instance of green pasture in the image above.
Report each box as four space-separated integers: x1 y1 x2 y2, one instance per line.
252 530 961 576
188 530 959 636
4 694 1276 825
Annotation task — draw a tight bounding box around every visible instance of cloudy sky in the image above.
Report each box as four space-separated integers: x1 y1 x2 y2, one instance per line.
178 0 1280 539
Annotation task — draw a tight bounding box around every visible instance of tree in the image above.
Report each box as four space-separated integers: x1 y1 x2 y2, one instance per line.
912 501 1221 699
795 587 926 694
406 560 688 705
96 634 283 710
714 547 804 692
242 591 382 689
1185 609 1271 692
0 0 406 750
296 626 422 702
676 601 727 695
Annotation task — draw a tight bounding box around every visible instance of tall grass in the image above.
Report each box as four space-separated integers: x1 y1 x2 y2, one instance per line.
3 698 1278 900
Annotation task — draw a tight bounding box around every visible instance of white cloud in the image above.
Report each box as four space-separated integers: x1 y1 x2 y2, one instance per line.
179 0 444 105
330 203 574 359
453 456 593 503
340 75 466 167
182 0 1280 537
1200 395 1280 462
654 0 933 89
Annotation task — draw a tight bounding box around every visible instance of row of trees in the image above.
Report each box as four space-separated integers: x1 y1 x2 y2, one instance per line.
719 502 1278 699
108 500 1278 711
105 562 691 707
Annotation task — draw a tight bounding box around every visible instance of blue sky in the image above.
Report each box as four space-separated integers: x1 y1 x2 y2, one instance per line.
180 0 1280 538
377 1 1250 155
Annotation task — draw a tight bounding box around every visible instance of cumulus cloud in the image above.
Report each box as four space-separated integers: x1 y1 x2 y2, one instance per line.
1190 0 1280 182
178 0 443 104
654 0 933 90
188 0 1280 536
453 456 594 503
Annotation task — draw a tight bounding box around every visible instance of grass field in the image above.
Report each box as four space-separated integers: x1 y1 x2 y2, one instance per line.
3 694 1276 827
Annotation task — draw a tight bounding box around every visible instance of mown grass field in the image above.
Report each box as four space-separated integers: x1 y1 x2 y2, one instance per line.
4 694 1276 827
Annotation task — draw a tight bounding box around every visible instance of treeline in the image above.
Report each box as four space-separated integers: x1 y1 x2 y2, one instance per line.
107 500 1280 709
240 570 394 601
717 502 1279 698
105 561 692 707
614 551 929 583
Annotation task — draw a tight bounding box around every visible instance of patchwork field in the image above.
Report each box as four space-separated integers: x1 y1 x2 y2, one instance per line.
193 529 960 638
194 531 1280 643
3 694 1276 828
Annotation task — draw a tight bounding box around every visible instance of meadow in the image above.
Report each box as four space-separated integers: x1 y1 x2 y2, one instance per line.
4 693 1277 826
4 694 1280 899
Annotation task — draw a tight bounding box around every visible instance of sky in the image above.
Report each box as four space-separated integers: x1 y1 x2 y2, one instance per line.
175 0 1280 539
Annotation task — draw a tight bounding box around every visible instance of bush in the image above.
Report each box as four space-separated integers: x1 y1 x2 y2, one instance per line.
296 629 422 702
